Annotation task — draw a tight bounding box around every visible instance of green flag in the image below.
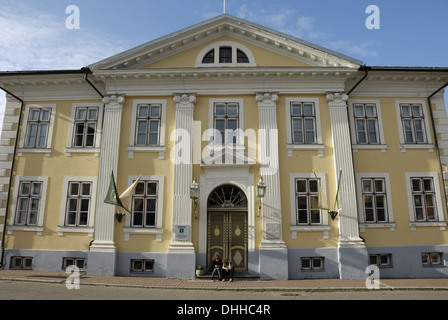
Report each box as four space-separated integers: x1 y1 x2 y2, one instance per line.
104 171 125 210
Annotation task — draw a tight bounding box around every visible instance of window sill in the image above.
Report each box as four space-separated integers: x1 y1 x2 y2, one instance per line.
400 144 434 153
290 225 330 239
65 147 100 157
17 148 51 157
352 144 387 153
359 222 396 232
123 227 163 242
57 226 94 237
286 144 324 157
7 225 44 236
410 221 446 231
127 146 166 159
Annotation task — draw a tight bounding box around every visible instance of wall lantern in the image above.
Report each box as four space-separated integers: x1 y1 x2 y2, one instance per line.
329 210 338 221
256 176 266 217
190 178 200 219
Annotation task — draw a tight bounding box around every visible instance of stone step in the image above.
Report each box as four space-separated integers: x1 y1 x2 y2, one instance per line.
195 271 260 281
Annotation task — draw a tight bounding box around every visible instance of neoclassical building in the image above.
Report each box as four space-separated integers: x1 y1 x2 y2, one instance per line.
1 14 448 280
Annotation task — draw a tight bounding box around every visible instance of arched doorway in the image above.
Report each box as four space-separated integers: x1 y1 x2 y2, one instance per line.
207 184 248 271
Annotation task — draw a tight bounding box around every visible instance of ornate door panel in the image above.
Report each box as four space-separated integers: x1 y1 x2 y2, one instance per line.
207 212 247 271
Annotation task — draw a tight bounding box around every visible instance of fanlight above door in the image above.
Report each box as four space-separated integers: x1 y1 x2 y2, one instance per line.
208 185 247 210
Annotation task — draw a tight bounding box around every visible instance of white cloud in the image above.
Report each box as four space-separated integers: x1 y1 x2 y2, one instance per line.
0 3 128 133
324 40 379 57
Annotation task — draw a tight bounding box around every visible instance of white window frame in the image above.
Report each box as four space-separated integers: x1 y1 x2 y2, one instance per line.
8 176 48 235
57 176 97 236
289 172 330 239
356 173 396 232
18 104 56 157
405 172 446 230
195 41 257 67
348 100 387 152
285 98 324 157
123 175 164 242
128 99 167 159
395 100 433 152
207 98 245 156
65 102 104 156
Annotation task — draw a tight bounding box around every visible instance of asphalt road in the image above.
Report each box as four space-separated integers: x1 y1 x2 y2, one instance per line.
1 280 447 301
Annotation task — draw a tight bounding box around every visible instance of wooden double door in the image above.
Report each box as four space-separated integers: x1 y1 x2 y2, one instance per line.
207 211 248 271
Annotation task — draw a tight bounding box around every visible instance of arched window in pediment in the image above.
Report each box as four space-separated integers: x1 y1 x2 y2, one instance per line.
196 41 256 67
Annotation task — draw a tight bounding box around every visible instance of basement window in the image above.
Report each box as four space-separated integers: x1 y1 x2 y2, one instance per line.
10 256 33 270
422 252 443 266
131 259 155 272
62 257 86 270
301 257 324 271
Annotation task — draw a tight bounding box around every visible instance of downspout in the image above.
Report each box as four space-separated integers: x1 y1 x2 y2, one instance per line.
81 67 104 249
82 67 104 99
0 86 24 268
427 80 448 217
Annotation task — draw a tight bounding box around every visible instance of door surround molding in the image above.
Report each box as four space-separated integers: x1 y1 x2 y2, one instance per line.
199 167 255 253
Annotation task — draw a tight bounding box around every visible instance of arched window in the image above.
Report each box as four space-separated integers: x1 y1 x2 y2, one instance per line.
196 41 256 67
237 49 249 63
202 49 214 63
208 185 247 210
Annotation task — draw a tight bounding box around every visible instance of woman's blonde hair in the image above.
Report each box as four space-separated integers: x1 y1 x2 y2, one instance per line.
222 258 229 264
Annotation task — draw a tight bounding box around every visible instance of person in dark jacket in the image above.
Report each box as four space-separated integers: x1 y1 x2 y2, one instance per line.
210 255 223 281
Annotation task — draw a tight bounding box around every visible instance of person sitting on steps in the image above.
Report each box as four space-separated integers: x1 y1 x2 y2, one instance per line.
210 255 223 281
221 258 233 282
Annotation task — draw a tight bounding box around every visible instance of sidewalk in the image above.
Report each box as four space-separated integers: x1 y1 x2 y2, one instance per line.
1 269 448 291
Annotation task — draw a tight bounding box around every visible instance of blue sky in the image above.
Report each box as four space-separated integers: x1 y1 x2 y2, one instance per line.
1 0 447 119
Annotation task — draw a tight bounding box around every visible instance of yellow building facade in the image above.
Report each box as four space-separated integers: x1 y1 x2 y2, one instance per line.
1 15 448 279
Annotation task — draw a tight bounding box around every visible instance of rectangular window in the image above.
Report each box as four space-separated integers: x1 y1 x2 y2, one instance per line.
411 178 437 222
361 178 388 223
73 107 98 147
135 104 161 146
15 181 42 226
219 47 232 63
131 259 155 272
422 252 443 266
295 178 321 225
62 257 86 270
290 102 316 144
65 181 92 227
301 257 324 270
10 256 33 270
354 103 379 144
25 108 51 148
214 102 239 144
400 104 427 144
132 180 158 228
369 254 392 267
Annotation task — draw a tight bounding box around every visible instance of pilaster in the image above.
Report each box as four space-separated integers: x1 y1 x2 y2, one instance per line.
167 93 196 279
90 96 124 264
256 92 288 280
327 92 367 279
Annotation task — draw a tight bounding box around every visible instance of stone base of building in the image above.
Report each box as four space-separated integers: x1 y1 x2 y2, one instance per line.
338 245 369 280
259 241 288 280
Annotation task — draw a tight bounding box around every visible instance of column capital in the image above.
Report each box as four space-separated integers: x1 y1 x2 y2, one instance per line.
173 93 196 108
102 95 125 108
256 92 279 105
326 92 348 105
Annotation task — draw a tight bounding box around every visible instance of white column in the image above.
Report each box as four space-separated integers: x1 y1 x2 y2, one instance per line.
90 95 125 253
256 92 288 280
327 93 364 246
327 92 367 280
169 94 196 253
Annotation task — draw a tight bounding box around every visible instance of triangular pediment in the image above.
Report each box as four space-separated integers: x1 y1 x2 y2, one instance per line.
89 14 362 72
201 145 256 168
